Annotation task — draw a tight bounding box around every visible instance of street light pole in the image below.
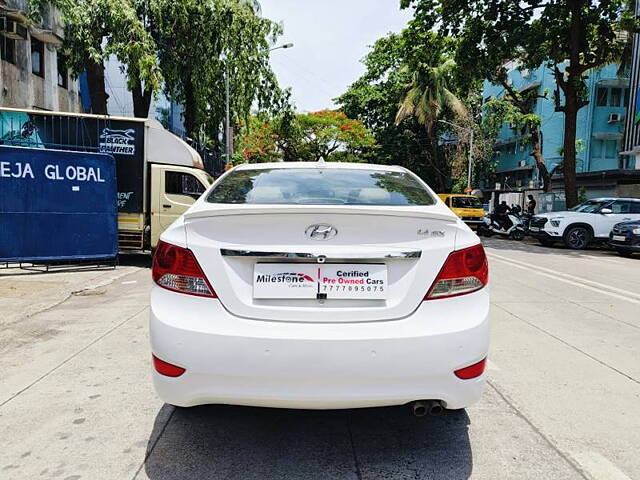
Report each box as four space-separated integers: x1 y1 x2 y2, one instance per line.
225 66 231 165
467 128 474 191
224 43 294 166
439 119 474 192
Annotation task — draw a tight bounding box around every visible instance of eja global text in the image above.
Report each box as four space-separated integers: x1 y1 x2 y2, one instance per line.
0 161 106 182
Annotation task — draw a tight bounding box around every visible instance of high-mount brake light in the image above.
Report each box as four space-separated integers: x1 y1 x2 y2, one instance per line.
425 244 488 300
152 240 216 297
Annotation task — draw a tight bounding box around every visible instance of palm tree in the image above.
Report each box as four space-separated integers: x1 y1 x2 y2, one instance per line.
395 59 467 190
395 59 467 133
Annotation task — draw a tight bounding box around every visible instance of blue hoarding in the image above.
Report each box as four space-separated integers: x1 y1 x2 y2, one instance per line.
0 146 118 263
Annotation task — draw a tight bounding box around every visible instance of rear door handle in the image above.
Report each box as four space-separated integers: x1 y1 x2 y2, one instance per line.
162 204 172 209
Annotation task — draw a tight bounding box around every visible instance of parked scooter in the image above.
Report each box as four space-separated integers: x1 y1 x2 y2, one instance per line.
478 209 526 240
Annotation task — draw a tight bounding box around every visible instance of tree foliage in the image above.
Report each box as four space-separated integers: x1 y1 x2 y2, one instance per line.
401 0 640 206
336 29 494 191
28 0 161 114
235 110 377 163
154 0 284 138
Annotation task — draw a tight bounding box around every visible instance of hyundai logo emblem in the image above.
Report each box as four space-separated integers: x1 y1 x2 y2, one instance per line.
305 224 338 241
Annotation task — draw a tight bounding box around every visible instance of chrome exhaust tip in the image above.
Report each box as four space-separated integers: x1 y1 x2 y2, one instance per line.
411 400 444 417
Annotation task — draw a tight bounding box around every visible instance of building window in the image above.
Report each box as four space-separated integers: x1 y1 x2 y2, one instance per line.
57 53 68 88
596 87 608 106
31 37 44 77
623 88 630 107
610 88 622 107
0 35 16 64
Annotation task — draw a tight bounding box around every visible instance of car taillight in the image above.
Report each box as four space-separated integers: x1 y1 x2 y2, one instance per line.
152 240 216 297
425 243 488 300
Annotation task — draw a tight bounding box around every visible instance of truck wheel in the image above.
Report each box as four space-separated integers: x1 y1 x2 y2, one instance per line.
564 226 591 250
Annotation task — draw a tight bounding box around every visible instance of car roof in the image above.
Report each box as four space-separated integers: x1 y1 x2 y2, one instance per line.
232 161 407 173
590 197 640 202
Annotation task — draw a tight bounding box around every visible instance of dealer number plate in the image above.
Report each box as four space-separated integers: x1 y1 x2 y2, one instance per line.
253 263 387 300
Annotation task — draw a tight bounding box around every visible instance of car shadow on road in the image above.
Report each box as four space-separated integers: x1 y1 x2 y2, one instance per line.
481 236 632 260
143 403 473 480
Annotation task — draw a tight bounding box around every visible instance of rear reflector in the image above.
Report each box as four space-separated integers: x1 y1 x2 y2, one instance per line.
425 243 488 300
152 240 215 297
152 354 186 377
454 358 486 380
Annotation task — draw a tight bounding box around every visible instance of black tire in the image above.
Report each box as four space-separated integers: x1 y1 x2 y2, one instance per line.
616 249 634 258
563 226 592 250
510 229 525 241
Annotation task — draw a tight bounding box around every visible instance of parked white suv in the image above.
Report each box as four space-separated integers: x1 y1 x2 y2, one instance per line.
529 198 640 249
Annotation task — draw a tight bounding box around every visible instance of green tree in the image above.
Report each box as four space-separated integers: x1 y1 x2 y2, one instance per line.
29 0 162 115
395 59 466 134
154 0 283 138
401 0 639 207
337 30 486 191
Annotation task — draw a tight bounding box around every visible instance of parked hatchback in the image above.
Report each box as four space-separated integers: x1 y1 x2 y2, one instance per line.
609 220 640 257
150 162 490 414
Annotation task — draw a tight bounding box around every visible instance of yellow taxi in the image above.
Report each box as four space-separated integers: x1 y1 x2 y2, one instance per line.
438 194 485 229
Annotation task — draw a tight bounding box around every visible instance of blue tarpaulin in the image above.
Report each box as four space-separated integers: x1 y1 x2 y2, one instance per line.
0 146 118 263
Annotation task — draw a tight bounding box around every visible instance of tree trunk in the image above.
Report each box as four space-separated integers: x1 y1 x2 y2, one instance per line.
132 81 153 118
562 92 579 208
529 126 551 192
85 59 108 115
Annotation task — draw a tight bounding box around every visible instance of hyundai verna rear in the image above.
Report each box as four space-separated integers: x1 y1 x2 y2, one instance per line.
149 162 489 412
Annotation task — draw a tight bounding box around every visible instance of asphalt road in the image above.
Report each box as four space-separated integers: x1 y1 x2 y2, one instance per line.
1 240 639 480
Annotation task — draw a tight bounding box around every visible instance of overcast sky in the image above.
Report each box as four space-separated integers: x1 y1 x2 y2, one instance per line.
259 1 413 112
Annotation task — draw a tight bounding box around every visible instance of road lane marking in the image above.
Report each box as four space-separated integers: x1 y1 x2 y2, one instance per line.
487 252 640 303
121 280 137 285
571 452 632 480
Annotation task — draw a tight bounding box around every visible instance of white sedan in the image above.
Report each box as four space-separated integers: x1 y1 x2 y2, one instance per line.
149 162 489 415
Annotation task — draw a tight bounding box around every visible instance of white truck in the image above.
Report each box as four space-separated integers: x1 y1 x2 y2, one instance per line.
0 107 213 250
529 197 640 249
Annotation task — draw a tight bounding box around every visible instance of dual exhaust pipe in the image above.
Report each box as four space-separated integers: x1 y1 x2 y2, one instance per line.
411 400 444 417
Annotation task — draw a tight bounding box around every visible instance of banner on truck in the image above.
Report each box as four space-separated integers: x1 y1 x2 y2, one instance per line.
0 111 144 213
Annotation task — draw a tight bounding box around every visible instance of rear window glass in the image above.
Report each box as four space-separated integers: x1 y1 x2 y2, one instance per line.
207 168 435 206
451 196 483 208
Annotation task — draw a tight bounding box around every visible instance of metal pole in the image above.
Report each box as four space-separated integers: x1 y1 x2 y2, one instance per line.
225 67 230 165
467 129 474 191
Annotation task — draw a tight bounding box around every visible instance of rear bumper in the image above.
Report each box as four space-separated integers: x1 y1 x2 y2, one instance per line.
149 286 490 410
609 236 640 251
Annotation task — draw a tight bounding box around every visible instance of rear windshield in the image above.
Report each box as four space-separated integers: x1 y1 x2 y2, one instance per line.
451 196 483 208
207 168 436 206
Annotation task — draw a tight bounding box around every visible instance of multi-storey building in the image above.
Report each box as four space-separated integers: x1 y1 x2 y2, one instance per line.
483 62 640 199
0 0 82 112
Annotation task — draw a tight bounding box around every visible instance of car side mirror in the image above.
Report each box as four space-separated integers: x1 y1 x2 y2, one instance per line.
600 208 613 214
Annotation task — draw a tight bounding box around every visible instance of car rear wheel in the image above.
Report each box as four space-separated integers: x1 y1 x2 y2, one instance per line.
564 226 591 250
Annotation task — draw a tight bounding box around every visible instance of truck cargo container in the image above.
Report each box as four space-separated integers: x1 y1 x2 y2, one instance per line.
0 107 212 250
